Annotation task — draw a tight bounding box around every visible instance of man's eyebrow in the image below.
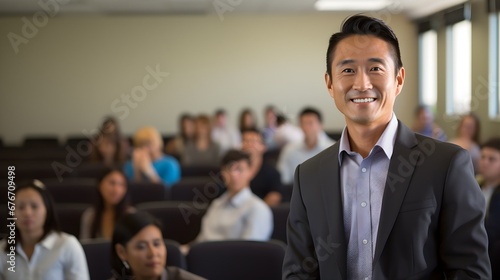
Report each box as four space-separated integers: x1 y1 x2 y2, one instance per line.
336 59 355 67
368 57 386 64
336 57 387 68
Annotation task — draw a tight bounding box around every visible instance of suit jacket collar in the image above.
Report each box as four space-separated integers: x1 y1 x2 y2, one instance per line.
374 121 419 263
319 120 418 278
319 142 347 279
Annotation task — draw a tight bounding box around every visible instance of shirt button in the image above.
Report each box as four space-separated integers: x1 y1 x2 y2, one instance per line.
361 202 367 207
362 239 368 245
361 168 367 172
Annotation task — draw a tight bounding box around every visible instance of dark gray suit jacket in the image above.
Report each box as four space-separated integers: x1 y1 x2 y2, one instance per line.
283 122 491 279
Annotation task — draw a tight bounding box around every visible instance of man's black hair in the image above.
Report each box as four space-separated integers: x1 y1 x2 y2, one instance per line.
326 15 403 78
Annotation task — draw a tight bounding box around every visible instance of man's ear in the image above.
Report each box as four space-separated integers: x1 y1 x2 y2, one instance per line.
325 72 334 98
395 67 405 96
115 244 127 262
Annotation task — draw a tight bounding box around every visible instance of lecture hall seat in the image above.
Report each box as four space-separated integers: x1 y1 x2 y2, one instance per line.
187 240 286 280
81 238 187 280
55 203 90 237
271 203 290 244
170 176 224 202
136 201 207 244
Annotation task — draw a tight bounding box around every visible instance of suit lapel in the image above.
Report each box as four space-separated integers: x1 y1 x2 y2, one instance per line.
374 122 419 263
320 143 347 279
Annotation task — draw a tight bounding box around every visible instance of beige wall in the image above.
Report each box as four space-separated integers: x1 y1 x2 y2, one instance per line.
434 0 500 142
0 13 418 145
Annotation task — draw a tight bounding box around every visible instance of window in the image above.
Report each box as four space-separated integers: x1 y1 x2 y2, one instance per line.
446 20 472 115
418 30 438 110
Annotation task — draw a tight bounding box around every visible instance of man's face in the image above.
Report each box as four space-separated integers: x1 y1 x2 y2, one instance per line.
222 160 252 193
479 147 500 183
216 114 227 127
325 35 404 127
242 132 265 155
300 114 322 139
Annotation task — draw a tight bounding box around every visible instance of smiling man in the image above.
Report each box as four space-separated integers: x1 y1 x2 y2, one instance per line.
282 15 491 279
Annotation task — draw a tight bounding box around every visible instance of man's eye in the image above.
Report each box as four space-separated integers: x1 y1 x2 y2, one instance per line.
342 69 354 73
370 67 382 71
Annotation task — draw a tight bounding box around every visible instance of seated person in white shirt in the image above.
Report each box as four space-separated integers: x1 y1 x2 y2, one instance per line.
0 180 89 280
277 107 335 185
193 149 273 243
211 109 242 155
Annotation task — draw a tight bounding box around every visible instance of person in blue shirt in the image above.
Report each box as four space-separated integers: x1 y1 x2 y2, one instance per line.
124 126 180 187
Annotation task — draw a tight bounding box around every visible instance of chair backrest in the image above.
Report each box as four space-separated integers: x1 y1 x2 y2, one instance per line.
271 203 290 244
165 239 187 269
0 147 67 162
180 166 220 178
0 160 66 181
73 162 109 179
280 184 293 203
136 202 207 244
44 178 97 204
129 182 169 204
81 238 187 280
0 204 6 236
170 176 224 202
187 240 286 280
81 239 113 280
65 136 91 150
55 203 91 237
23 136 60 148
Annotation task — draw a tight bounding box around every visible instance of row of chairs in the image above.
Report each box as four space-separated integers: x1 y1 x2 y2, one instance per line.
0 176 293 206
5 131 342 148
0 160 220 178
0 176 227 205
82 239 286 280
3 135 175 149
0 202 290 245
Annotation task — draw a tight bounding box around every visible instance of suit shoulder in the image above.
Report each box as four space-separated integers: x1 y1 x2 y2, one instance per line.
413 133 464 158
300 143 338 168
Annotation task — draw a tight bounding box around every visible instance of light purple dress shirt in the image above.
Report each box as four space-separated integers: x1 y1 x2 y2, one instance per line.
338 114 398 280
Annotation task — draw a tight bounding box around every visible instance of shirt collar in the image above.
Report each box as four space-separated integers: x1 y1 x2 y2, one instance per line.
39 231 59 250
223 187 252 207
161 268 168 280
338 113 398 163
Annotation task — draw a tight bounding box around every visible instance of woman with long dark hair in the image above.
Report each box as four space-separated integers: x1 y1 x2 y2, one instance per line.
91 116 130 167
239 108 257 133
0 181 89 279
165 113 196 158
80 168 135 240
450 112 481 173
110 212 205 280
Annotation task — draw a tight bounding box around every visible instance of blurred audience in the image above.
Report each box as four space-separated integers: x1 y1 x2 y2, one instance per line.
0 181 89 280
241 128 282 206
80 168 135 240
90 116 130 167
412 105 447 141
262 105 279 150
181 115 221 167
278 107 334 185
111 212 205 280
450 113 481 173
193 150 273 243
165 114 196 159
479 138 500 278
211 109 241 154
273 114 303 148
124 126 181 186
239 108 258 133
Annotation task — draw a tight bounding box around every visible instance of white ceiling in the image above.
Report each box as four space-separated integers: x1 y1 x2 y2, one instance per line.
0 0 468 19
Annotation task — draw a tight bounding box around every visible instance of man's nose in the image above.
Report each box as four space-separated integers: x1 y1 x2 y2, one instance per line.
352 71 372 92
